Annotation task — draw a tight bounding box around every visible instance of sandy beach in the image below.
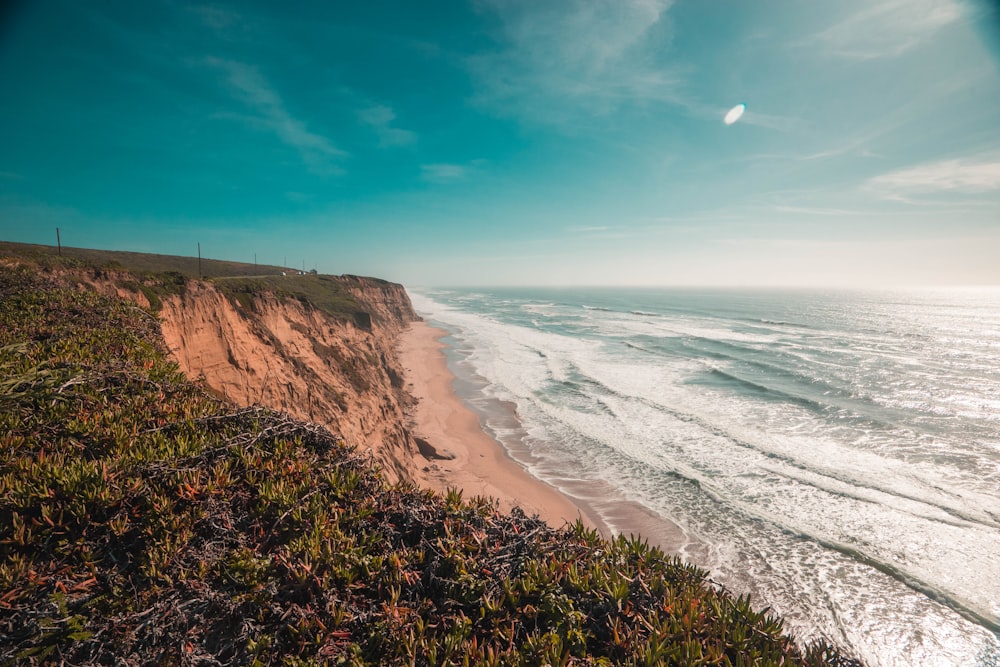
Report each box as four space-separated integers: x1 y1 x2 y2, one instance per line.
398 320 598 530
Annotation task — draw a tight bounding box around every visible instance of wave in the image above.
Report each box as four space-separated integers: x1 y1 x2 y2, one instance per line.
756 318 813 329
623 452 1000 637
582 305 614 312
698 365 835 413
553 394 1000 638
522 302 559 315
661 335 930 429
560 386 1000 637
787 527 1000 636
766 466 1000 531
588 369 1000 538
623 341 674 357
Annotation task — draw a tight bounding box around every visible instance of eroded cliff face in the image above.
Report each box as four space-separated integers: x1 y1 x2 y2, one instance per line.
156 278 421 483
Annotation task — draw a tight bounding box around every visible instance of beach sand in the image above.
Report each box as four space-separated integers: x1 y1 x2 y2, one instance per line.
398 320 599 530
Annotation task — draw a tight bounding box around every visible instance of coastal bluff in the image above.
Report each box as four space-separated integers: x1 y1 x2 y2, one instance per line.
118 272 422 484
0 241 427 483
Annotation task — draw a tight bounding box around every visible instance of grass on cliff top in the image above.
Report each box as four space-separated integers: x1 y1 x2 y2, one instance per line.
0 240 371 324
0 240 285 278
212 274 369 326
0 264 862 666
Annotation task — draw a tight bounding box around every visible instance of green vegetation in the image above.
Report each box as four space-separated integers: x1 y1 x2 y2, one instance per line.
213 274 369 326
0 262 862 665
0 241 371 323
0 240 285 278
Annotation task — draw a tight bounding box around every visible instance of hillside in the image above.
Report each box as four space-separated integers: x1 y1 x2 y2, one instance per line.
0 247 862 665
0 241 288 278
0 242 424 483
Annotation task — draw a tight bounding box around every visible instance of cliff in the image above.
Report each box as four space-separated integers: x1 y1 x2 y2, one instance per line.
155 275 422 483
3 243 431 484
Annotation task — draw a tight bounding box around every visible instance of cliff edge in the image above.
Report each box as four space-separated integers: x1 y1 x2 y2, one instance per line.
0 240 430 484
156 274 422 483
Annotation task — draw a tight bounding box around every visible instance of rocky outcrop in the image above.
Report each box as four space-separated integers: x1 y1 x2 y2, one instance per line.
156 277 421 483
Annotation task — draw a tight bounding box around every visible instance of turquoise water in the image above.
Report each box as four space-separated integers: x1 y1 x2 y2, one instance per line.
409 287 1000 667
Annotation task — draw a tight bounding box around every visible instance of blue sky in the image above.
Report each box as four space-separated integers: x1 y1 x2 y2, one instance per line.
1 0 999 286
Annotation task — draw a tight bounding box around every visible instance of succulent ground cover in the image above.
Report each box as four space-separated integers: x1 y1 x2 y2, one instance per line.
212 274 367 324
0 263 862 665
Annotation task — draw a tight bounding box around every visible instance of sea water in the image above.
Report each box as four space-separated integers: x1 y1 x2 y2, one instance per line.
408 287 1000 667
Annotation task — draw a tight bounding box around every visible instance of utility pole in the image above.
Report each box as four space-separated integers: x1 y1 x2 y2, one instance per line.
198 242 202 279
56 228 61 256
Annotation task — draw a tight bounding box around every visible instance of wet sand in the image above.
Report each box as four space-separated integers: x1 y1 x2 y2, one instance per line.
398 320 601 530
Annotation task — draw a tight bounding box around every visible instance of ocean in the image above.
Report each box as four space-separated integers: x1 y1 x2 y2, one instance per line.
408 287 1000 667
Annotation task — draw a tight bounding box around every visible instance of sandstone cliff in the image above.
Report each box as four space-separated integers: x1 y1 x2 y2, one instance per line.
154 276 422 483
29 257 430 483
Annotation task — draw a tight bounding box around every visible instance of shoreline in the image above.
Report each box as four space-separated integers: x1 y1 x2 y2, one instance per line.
397 320 603 531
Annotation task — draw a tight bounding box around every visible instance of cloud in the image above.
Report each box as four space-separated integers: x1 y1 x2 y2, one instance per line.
205 57 346 172
867 153 1000 200
357 104 417 147
735 109 808 133
468 0 681 123
189 5 240 31
420 159 489 183
420 163 468 183
185 4 263 43
772 205 860 217
809 0 963 60
800 132 882 160
565 225 611 233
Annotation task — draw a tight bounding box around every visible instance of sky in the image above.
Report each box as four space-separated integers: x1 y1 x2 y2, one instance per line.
1 0 999 287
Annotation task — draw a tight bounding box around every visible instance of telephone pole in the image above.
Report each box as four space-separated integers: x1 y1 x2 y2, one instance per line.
197 243 202 279
56 228 61 256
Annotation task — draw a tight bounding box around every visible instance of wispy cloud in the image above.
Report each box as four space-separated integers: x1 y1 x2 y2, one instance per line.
420 163 468 183
565 225 611 233
867 153 1000 200
189 5 240 31
800 131 883 161
796 63 988 163
735 109 808 133
772 205 860 217
420 159 489 183
468 0 681 124
186 4 262 43
205 57 346 172
357 104 417 147
808 0 963 60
